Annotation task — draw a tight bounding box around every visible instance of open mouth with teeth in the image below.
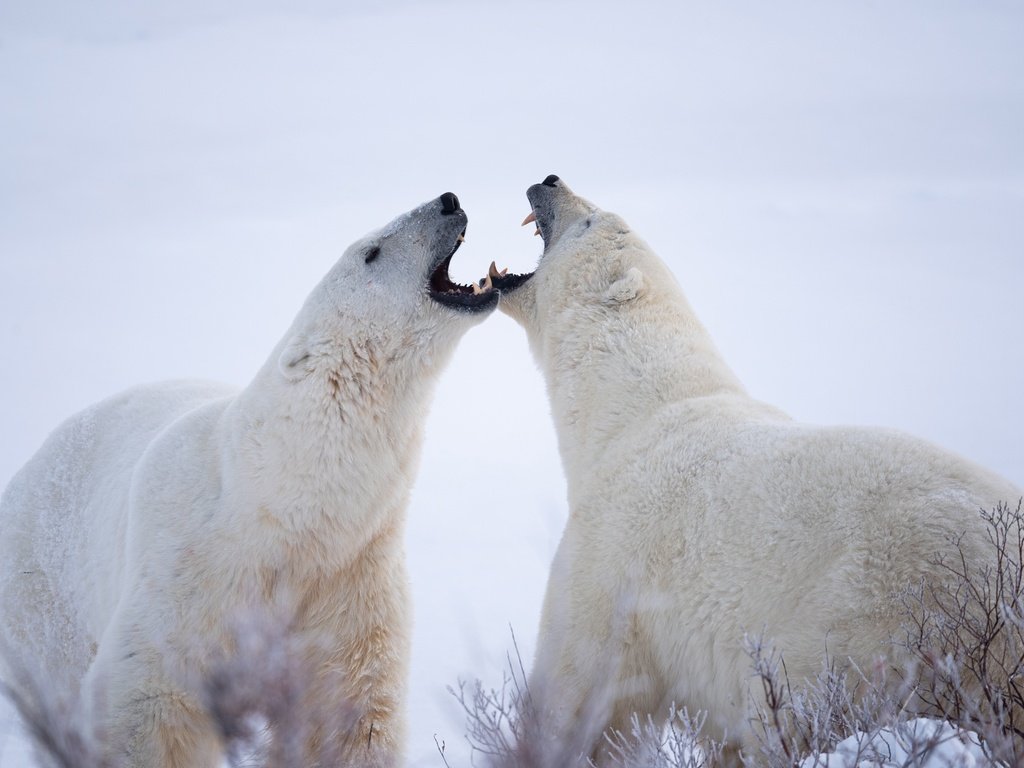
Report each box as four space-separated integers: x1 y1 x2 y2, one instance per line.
428 227 500 312
477 210 540 294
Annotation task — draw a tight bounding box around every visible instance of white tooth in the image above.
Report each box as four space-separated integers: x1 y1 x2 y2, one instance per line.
488 261 501 279
521 212 537 226
471 283 482 294
534 227 541 236
457 234 465 242
482 274 493 291
500 267 508 276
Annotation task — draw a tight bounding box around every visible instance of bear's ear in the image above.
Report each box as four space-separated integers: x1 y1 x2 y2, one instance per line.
278 334 313 381
603 267 645 304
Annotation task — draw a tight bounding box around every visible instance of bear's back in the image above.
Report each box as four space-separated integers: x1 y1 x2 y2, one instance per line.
0 380 237 683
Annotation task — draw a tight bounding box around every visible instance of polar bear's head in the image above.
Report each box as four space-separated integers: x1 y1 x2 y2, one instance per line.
276 193 498 387
488 175 652 341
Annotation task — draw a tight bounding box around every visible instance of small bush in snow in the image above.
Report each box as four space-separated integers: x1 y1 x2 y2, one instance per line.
0 604 362 767
197 608 361 767
743 633 998 767
448 632 721 768
900 499 1024 764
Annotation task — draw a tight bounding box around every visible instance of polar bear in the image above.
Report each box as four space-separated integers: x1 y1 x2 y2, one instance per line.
0 192 497 767
489 175 1022 764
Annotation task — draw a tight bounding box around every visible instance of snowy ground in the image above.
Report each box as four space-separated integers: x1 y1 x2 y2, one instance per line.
1 1 1022 766
800 719 997 768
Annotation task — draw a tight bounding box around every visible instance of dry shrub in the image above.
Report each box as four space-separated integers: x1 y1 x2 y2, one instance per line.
899 499 1024 764
0 657 113 768
197 606 360 767
449 631 721 768
1 603 361 767
742 634 985 767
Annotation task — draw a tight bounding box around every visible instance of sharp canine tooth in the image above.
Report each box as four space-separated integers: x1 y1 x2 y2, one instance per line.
482 274 493 291
500 267 508 276
472 283 482 294
534 227 541 236
457 234 465 242
521 212 536 226
488 261 501 279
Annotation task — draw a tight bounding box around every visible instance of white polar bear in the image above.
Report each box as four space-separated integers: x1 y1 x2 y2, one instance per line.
489 175 1022 764
0 192 498 767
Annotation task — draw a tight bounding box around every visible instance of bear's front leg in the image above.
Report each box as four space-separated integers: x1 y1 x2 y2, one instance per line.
119 689 221 768
299 668 406 768
295 541 411 768
527 536 666 768
82 643 221 768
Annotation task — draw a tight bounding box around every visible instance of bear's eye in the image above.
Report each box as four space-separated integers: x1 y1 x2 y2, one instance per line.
365 246 381 264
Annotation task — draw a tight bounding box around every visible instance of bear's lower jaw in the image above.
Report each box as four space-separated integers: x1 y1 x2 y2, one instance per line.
428 286 499 312
476 260 534 296
491 270 534 293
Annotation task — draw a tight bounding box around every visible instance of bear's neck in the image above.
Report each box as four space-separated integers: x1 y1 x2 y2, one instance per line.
221 332 443 568
536 281 746 481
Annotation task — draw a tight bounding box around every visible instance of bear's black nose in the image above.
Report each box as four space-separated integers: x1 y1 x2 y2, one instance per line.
542 174 560 187
440 192 461 215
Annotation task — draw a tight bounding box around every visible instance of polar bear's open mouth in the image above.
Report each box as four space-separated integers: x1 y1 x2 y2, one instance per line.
477 209 539 294
428 227 500 312
476 176 566 294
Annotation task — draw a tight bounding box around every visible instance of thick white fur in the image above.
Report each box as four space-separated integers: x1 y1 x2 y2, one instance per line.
0 197 491 767
499 179 1022 763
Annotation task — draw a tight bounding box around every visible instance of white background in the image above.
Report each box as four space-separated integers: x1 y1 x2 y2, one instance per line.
1 2 1022 765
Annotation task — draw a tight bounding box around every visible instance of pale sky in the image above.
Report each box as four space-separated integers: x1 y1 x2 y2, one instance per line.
1 2 1022 765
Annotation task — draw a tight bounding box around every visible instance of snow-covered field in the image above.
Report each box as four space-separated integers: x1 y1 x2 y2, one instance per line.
1 1 1021 765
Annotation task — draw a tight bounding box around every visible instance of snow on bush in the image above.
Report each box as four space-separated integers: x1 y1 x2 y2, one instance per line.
798 718 995 768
